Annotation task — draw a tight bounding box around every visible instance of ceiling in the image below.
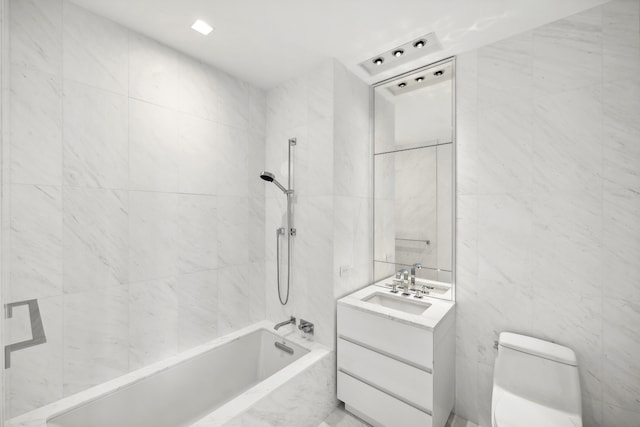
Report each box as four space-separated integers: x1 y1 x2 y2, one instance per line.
70 0 608 89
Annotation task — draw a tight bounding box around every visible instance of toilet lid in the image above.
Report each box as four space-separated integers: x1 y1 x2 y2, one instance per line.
494 394 582 427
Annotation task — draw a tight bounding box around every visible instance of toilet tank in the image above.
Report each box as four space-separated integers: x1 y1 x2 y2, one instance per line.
494 333 581 414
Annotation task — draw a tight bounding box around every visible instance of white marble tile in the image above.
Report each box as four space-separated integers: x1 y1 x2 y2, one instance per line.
292 196 335 348
477 31 533 108
9 0 62 75
602 297 640 413
177 114 218 195
62 2 128 94
177 194 217 274
5 296 63 419
129 191 178 283
62 80 128 189
477 100 533 195
248 196 266 263
128 277 179 370
602 188 640 301
10 66 62 185
532 6 603 95
175 270 218 351
333 197 372 300
62 187 128 293
177 57 217 121
9 185 63 302
318 405 370 427
62 285 129 396
129 32 180 108
210 68 250 130
603 78 640 192
266 74 307 135
128 99 180 193
217 265 251 336
533 85 602 192
216 124 249 197
296 118 334 197
477 194 532 288
249 86 267 137
456 50 479 200
307 60 334 123
602 0 640 83
217 196 249 267
531 292 603 400
604 403 640 427
248 261 267 324
333 66 370 199
530 191 603 297
227 353 336 427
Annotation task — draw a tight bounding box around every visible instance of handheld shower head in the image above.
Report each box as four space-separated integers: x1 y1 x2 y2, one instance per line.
259 171 290 194
260 171 275 182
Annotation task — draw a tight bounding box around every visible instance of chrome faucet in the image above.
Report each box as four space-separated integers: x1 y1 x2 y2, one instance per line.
298 319 314 335
274 316 296 331
410 263 423 287
397 269 410 295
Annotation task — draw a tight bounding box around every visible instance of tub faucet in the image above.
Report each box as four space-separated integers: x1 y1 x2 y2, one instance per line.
274 316 296 331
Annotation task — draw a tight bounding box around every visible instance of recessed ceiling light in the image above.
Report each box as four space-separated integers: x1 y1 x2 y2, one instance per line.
413 40 426 48
398 82 407 88
373 57 384 65
393 49 404 58
434 70 444 76
191 20 213 35
415 77 424 83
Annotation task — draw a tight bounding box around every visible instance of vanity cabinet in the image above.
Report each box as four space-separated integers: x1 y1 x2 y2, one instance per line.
336 291 455 427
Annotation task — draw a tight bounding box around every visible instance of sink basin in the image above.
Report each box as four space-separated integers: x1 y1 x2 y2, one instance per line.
362 292 431 315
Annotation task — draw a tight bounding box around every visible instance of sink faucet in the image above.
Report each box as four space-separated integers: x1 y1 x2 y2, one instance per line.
397 269 410 295
411 263 423 286
274 316 296 331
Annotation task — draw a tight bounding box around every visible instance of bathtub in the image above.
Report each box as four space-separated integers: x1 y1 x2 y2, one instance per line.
8 321 336 427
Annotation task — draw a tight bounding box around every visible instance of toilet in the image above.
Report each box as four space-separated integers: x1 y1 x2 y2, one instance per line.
491 332 582 427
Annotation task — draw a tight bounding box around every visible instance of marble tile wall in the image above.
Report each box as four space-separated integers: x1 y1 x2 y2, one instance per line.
264 60 371 350
454 1 640 426
3 0 266 418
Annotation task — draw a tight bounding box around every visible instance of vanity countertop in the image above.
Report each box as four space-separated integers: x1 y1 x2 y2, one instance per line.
337 282 455 331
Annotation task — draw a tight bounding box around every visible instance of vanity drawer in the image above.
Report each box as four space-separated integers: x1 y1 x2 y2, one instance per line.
338 371 433 427
338 338 433 411
337 304 433 369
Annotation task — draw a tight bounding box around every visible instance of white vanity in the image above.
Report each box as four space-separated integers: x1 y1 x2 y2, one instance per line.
337 280 455 427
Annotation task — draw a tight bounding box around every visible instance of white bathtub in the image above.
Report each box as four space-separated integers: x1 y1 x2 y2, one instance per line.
8 322 336 427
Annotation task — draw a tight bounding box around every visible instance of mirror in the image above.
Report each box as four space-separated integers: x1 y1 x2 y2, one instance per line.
373 58 455 300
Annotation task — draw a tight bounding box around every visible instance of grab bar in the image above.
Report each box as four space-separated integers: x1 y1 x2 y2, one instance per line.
275 341 294 355
5 299 47 369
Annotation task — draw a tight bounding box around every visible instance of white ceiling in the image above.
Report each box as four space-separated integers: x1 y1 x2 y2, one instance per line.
70 0 608 89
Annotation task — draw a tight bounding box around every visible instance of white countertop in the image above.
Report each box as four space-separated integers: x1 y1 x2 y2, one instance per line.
337 281 455 331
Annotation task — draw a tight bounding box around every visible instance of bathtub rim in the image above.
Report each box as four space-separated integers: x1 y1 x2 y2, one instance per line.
7 321 330 427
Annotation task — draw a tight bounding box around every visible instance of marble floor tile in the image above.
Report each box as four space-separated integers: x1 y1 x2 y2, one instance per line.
318 405 478 427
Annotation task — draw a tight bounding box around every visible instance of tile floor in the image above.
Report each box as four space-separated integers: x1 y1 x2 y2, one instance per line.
318 404 480 427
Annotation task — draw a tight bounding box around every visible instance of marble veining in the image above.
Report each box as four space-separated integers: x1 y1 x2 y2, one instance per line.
5 0 267 418
455 1 640 425
62 80 128 189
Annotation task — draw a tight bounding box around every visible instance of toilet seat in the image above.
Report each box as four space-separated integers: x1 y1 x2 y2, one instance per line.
493 392 582 427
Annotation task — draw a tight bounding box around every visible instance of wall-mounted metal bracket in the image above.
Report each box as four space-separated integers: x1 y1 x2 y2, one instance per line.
5 299 47 369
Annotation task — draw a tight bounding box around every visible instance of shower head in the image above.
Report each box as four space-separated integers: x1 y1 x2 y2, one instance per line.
260 171 290 194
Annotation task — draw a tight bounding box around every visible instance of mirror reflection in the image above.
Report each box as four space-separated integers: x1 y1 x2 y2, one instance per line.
373 59 455 299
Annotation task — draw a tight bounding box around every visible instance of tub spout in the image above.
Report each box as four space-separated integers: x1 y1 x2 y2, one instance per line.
274 316 296 331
